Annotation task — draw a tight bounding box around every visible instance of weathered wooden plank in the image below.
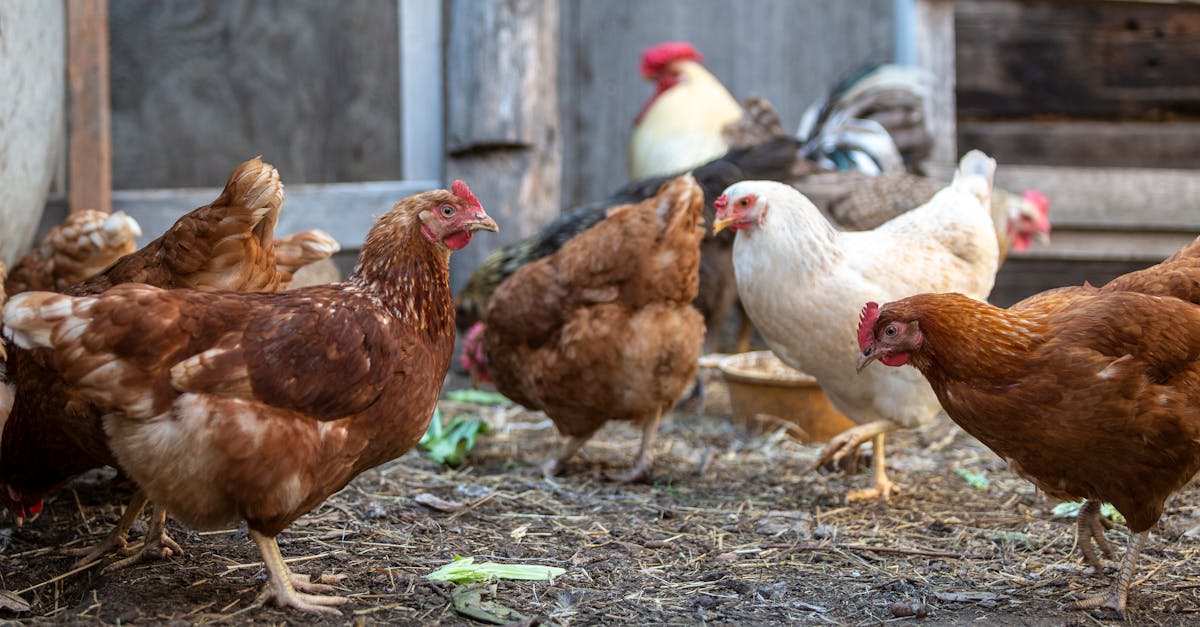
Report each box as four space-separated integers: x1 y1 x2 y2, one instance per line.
1008 228 1197 263
560 0 895 206
444 0 561 293
108 0 401 188
67 0 111 215
991 257 1156 308
921 163 1200 231
399 0 443 182
956 0 1200 119
915 0 957 166
38 179 441 252
958 120 1200 169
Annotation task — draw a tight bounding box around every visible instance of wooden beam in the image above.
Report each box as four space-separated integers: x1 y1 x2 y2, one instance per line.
66 0 111 215
958 120 1200 169
443 0 561 293
399 0 443 182
914 0 956 166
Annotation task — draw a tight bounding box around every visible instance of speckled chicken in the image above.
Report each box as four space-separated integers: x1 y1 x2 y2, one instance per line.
4 210 142 295
3 181 497 615
483 175 706 482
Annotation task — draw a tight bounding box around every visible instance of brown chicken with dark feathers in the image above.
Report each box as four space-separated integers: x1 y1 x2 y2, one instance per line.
3 181 497 614
857 236 1200 615
0 157 334 571
483 175 705 482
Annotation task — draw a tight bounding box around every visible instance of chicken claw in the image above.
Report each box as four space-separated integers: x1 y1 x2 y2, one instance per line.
1068 531 1146 618
103 506 182 573
250 529 348 616
813 421 898 503
542 435 592 480
605 409 663 484
1076 499 1116 574
69 490 147 567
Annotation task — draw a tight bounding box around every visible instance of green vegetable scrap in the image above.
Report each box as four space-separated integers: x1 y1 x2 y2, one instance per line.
419 408 490 467
954 468 989 490
424 556 566 584
1050 501 1126 524
446 389 512 405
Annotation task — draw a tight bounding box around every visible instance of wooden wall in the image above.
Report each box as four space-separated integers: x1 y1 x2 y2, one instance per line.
108 0 402 188
558 0 896 207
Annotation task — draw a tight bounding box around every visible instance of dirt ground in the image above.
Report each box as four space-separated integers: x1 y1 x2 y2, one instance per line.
4 366 1200 626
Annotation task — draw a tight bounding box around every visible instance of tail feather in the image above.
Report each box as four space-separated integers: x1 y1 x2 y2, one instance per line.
952 149 997 209
273 230 341 276
2 291 86 351
214 157 285 226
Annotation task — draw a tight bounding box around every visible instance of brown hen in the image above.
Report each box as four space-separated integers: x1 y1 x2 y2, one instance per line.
3 181 497 614
4 210 142 294
0 157 332 571
483 175 705 482
857 237 1200 614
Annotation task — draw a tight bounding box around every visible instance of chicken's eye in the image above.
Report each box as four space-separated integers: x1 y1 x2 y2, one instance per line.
885 324 897 337
738 197 751 208
440 205 455 218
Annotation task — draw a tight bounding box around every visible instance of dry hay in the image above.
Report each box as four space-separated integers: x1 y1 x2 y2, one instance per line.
3 371 1200 625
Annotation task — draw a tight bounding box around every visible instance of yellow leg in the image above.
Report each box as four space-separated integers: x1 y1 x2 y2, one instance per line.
846 432 897 503
249 529 348 615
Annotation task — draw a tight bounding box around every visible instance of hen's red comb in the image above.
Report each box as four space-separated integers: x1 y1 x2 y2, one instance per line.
640 41 702 77
451 180 480 208
858 302 881 350
1023 189 1050 219
713 194 729 215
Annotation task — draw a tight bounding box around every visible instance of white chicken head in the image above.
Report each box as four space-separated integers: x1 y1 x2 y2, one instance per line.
712 181 778 234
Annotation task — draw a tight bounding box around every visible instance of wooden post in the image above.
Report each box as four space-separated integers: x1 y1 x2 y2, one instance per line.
914 0 956 166
443 0 561 293
67 0 111 215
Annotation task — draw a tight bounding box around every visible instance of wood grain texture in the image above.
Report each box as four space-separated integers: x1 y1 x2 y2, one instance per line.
108 0 401 188
445 0 561 294
958 120 1200 169
915 0 956 166
67 0 112 215
956 0 1200 119
559 0 895 206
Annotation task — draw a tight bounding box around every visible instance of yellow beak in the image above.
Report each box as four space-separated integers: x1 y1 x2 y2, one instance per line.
712 216 734 234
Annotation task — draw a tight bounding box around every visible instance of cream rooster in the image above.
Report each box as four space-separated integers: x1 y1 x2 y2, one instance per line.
628 41 742 180
714 150 1001 502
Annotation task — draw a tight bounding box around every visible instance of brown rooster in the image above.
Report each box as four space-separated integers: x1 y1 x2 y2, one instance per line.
3 181 497 614
4 210 142 294
482 175 705 482
857 237 1200 614
0 158 334 571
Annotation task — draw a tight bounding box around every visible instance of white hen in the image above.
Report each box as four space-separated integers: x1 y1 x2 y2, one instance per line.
714 150 1000 502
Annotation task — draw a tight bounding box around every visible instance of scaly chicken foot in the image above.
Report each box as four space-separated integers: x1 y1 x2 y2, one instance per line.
250 529 348 616
1076 499 1116 574
542 434 593 480
1068 530 1146 617
607 409 663 484
845 433 898 503
102 505 182 573
68 490 149 567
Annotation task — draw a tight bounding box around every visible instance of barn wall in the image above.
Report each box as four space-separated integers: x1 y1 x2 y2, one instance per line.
108 0 402 188
558 0 897 207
